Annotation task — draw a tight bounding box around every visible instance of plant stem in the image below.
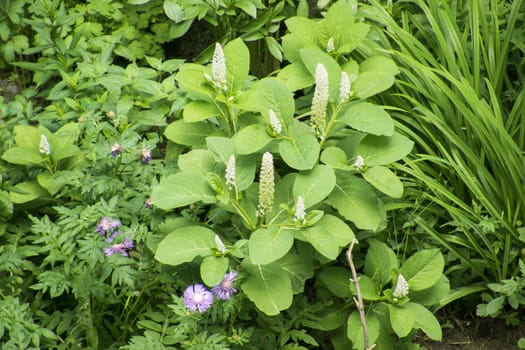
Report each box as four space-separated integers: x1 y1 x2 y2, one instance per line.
346 239 374 350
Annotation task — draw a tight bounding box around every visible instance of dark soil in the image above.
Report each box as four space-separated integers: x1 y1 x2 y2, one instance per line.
417 317 525 350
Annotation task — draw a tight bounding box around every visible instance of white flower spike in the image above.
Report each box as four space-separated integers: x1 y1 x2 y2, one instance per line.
293 196 306 223
269 109 282 135
212 43 227 92
354 155 365 171
311 63 329 139
225 154 236 190
392 274 409 300
256 152 275 217
339 71 351 104
39 134 51 155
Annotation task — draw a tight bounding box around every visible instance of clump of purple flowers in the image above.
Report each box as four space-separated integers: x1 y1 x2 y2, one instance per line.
96 217 134 257
183 284 214 313
182 272 238 313
212 271 238 300
104 236 134 257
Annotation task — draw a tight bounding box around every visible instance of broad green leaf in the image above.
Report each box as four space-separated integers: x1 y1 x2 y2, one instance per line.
279 121 320 170
37 172 62 195
242 261 293 315
163 0 184 22
356 132 414 166
388 304 415 338
353 71 395 99
364 239 398 287
235 155 257 191
13 124 41 149
151 172 216 210
409 275 450 307
307 304 348 331
249 226 294 265
282 25 317 63
175 63 214 101
347 310 380 349
349 275 382 301
164 120 218 147
299 47 342 100
224 38 250 93
328 173 386 231
320 146 352 170
183 100 221 122
178 149 216 177
339 23 370 53
362 166 403 198
235 124 273 155
265 36 283 62
293 164 336 208
401 249 444 291
317 214 354 247
408 302 442 340
360 56 399 77
302 224 340 260
318 266 351 298
206 137 234 163
339 102 394 136
278 252 313 294
276 63 314 92
9 181 50 204
155 226 216 265
200 256 229 286
2 147 44 165
256 78 295 125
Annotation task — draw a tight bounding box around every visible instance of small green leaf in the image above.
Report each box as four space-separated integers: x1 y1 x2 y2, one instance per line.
256 78 295 125
278 252 313 294
277 63 313 91
151 172 216 210
406 302 443 341
163 0 184 22
362 166 403 198
235 124 273 155
320 146 352 170
164 120 219 147
401 249 444 291
356 132 414 166
2 147 44 166
200 256 229 286
347 310 380 349
307 304 348 331
178 149 215 177
9 181 51 204
353 71 395 99
155 226 216 266
339 102 394 136
279 121 320 170
302 224 340 260
388 304 416 338
176 63 214 101
293 164 336 208
183 100 221 122
328 173 386 231
364 239 398 287
249 226 294 265
224 38 250 93
318 266 351 298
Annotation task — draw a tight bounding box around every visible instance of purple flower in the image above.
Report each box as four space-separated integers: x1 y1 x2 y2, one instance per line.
96 217 121 236
145 198 153 208
141 148 152 163
104 236 134 257
183 284 214 312
111 143 123 157
212 271 238 300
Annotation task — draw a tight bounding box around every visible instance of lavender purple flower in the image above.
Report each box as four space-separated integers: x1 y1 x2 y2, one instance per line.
103 236 134 257
141 148 152 163
96 217 121 237
111 143 123 157
212 271 238 300
183 284 214 312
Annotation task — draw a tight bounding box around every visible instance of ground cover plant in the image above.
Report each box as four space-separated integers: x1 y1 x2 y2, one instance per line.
0 0 524 349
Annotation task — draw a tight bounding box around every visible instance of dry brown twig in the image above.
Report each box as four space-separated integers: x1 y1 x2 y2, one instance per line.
346 239 376 350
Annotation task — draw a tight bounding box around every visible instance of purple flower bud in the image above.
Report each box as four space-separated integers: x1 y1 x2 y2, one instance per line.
104 236 134 257
96 217 121 236
141 148 152 163
111 143 123 157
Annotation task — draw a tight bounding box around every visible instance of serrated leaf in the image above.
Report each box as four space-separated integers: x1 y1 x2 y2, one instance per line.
155 226 215 265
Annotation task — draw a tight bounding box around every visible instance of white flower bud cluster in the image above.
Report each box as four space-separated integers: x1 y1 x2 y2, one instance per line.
256 152 275 217
339 72 352 104
269 109 282 135
392 274 409 300
39 134 51 155
212 43 227 92
225 154 236 190
293 195 306 223
311 63 329 139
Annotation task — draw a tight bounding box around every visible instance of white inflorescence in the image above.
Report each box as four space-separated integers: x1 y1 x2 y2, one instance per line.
354 155 365 171
256 152 275 217
311 63 329 139
225 154 236 190
212 43 227 92
392 274 409 299
326 37 335 53
214 235 227 254
39 134 51 155
269 109 282 134
339 71 352 104
293 195 306 223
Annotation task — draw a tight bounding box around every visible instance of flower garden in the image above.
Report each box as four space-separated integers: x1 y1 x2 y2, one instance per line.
0 0 524 349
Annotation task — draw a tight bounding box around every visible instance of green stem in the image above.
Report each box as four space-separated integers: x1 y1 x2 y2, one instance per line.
231 199 256 231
